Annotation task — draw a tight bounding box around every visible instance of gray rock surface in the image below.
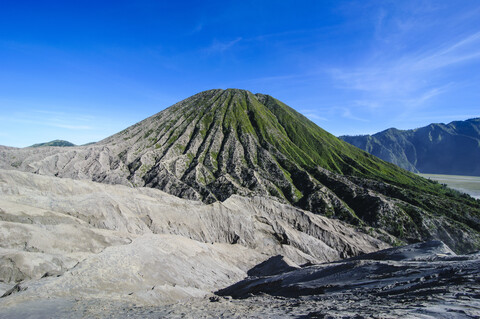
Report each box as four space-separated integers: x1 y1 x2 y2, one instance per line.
0 168 387 309
0 169 478 317
1 240 478 318
214 240 480 317
217 241 478 298
246 255 300 277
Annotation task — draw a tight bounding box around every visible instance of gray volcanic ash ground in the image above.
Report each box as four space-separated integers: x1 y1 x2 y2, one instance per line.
0 169 479 318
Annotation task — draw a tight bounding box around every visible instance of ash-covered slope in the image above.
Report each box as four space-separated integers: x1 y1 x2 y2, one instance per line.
1 89 480 253
0 169 386 307
340 118 480 176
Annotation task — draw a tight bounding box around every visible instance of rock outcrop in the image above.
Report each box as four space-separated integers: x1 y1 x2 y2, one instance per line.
215 241 480 317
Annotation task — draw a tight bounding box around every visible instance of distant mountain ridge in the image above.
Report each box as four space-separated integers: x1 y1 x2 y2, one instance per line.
1 89 480 253
340 118 480 176
30 139 75 147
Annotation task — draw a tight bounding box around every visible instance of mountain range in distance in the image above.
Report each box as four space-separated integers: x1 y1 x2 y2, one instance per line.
28 140 98 147
29 139 76 148
340 118 480 177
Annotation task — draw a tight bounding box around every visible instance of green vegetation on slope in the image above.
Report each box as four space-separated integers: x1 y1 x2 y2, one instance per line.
252 93 457 197
29 140 75 148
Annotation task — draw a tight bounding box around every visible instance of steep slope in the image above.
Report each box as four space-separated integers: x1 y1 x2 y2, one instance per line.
1 89 480 252
340 118 480 176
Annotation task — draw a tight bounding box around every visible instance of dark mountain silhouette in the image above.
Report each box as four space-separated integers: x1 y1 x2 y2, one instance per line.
340 118 480 176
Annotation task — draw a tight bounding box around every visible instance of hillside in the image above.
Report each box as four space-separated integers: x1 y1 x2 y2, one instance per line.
340 118 480 176
29 140 75 147
1 89 480 252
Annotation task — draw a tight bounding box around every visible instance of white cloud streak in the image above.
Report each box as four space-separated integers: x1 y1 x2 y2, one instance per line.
0 109 95 131
299 109 328 121
330 29 480 111
341 108 368 122
49 123 93 130
204 37 242 54
2 117 93 130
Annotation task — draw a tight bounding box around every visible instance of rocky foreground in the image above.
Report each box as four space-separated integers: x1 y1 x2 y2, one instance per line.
216 241 480 318
0 169 479 318
1 242 478 318
0 169 385 312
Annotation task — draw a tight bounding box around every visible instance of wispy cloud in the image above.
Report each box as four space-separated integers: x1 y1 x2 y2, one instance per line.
402 84 452 108
337 107 369 122
0 109 94 131
330 30 480 112
299 108 328 121
191 22 204 34
328 0 480 121
49 123 93 130
32 109 96 122
303 106 369 124
2 117 93 130
204 37 242 54
413 31 480 71
411 114 480 122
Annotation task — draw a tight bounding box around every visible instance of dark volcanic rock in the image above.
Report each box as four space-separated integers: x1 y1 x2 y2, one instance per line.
216 241 480 305
246 255 300 277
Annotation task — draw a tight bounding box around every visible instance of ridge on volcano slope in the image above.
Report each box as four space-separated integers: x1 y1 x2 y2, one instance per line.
1 88 480 253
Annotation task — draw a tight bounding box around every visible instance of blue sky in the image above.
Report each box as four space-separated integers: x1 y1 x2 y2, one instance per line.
1 0 479 147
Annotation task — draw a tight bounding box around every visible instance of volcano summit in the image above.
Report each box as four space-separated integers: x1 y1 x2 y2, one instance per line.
2 89 479 252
